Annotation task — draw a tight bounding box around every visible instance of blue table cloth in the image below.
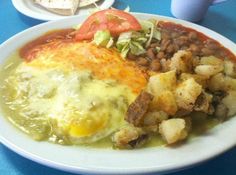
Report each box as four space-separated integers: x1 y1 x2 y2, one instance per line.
0 0 236 174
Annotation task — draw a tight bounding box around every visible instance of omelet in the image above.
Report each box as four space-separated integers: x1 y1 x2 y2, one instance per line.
1 41 148 145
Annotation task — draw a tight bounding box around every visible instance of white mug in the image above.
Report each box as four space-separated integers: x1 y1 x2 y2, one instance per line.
171 0 227 22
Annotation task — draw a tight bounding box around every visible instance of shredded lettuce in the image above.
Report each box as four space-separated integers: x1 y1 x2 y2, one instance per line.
140 19 161 47
91 18 161 59
116 32 147 58
116 32 132 58
115 19 161 58
130 41 146 55
116 32 132 47
93 30 113 48
156 46 161 52
106 38 114 48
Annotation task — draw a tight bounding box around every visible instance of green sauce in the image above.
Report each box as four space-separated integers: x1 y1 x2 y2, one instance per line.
0 53 222 149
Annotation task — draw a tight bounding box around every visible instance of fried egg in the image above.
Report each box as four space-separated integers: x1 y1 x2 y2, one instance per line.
2 42 148 144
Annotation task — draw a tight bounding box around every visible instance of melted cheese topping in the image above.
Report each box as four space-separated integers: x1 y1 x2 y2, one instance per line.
26 41 148 94
3 64 136 143
1 41 150 144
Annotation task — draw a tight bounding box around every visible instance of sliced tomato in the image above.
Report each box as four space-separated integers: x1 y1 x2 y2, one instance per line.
75 9 142 40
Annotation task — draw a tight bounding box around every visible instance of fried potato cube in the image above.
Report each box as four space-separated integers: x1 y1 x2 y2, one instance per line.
195 65 223 77
222 91 236 117
159 118 188 144
225 77 236 91
170 50 193 74
195 56 224 77
147 70 177 95
194 91 213 114
112 125 147 149
224 60 236 78
208 73 236 92
143 111 168 126
175 78 202 111
208 73 225 91
180 73 209 88
147 71 178 114
200 56 223 66
155 90 178 115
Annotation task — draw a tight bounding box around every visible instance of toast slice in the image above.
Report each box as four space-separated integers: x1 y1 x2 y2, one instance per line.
34 0 80 16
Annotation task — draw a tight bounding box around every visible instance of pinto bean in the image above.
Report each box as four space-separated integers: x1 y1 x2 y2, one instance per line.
136 57 149 66
161 31 171 40
127 52 137 60
150 59 161 71
147 48 156 60
161 39 171 51
219 51 227 58
166 44 175 54
173 44 180 52
174 36 189 47
205 39 219 50
150 43 160 48
201 47 214 56
181 46 188 50
189 44 200 53
160 58 171 72
171 32 180 38
188 31 198 41
156 51 165 59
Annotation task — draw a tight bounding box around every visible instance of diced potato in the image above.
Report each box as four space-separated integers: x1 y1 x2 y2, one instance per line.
224 60 236 78
143 111 168 126
208 73 236 92
112 125 146 149
194 91 213 114
153 90 178 115
200 56 223 66
192 56 201 67
147 71 178 114
195 65 223 77
208 73 225 91
175 78 202 110
225 76 236 91
180 73 209 88
159 118 188 144
147 70 176 96
170 50 193 74
222 91 236 116
215 103 228 121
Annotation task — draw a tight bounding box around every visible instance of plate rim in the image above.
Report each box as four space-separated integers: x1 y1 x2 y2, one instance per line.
0 12 236 175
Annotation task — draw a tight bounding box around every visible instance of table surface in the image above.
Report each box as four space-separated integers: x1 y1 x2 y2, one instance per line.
0 0 236 175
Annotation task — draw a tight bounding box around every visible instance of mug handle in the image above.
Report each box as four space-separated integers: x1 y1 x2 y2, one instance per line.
211 0 227 5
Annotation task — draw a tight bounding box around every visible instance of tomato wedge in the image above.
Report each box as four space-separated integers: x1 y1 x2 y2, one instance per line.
75 9 142 40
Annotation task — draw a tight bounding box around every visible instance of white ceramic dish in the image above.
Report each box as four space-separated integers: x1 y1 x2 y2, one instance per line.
0 13 236 175
11 0 115 21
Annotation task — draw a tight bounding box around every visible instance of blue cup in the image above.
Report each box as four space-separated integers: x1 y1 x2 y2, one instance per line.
171 0 227 22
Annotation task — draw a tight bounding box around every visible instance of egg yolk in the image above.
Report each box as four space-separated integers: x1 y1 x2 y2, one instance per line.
69 114 108 137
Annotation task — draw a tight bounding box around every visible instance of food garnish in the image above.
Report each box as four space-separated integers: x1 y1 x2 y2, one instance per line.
75 9 142 40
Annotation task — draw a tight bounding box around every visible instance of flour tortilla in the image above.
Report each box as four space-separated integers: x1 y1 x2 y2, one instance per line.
34 0 80 15
79 0 101 7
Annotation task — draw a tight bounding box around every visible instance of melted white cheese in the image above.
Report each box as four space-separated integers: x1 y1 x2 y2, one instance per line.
3 63 136 143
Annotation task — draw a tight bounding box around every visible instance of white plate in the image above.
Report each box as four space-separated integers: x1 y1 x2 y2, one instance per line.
0 13 236 175
11 0 115 21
